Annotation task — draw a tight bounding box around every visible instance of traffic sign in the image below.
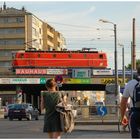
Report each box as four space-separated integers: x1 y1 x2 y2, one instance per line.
55 75 63 84
97 106 107 116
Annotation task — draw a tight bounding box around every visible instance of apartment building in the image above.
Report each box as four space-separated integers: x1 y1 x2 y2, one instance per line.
0 3 66 74
54 31 66 51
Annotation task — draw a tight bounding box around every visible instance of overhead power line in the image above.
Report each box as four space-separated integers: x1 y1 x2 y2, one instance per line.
48 21 97 29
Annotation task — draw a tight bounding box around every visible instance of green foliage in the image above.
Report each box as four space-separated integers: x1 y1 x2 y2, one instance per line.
125 59 140 69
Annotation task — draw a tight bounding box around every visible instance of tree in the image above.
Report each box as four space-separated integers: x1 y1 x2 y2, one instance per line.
125 59 140 69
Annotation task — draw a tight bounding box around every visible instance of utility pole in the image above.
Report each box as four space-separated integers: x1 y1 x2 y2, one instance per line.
118 43 125 85
99 19 118 96
132 18 136 70
131 41 133 80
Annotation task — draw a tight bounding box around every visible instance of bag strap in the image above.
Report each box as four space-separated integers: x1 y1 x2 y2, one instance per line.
131 80 139 107
58 92 67 106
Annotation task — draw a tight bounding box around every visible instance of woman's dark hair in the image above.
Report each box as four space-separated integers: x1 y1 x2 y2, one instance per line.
45 79 56 89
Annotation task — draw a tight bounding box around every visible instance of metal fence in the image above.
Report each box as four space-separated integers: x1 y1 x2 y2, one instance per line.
73 105 121 132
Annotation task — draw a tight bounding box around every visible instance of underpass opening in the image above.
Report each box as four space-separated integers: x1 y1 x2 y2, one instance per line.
21 84 106 113
59 84 106 91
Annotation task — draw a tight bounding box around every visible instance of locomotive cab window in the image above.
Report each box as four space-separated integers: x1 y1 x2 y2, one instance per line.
53 54 56 58
68 54 72 58
99 54 103 59
84 54 87 58
20 53 24 58
38 54 41 58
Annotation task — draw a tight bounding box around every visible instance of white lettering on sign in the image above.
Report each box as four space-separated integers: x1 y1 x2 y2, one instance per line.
16 69 47 74
10 78 40 84
72 69 91 78
47 69 68 75
93 69 113 75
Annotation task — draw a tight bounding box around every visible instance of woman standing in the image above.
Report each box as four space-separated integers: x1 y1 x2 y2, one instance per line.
41 79 65 139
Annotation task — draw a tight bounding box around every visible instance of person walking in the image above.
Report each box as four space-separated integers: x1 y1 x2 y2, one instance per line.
41 79 66 139
120 65 140 138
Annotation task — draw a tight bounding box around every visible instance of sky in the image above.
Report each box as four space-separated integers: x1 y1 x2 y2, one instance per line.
0 1 140 69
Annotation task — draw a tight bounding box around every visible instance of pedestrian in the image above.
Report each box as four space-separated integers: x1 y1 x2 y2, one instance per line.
41 79 66 139
120 65 140 138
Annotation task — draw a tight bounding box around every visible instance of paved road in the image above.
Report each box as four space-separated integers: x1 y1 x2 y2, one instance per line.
0 116 131 139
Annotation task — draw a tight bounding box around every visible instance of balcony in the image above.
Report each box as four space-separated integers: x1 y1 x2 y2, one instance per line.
47 30 54 38
0 56 12 61
0 45 25 50
0 34 25 39
47 40 54 47
0 67 12 74
0 23 25 28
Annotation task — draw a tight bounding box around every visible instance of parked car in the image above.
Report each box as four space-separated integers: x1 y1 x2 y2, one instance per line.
4 104 14 119
8 103 39 121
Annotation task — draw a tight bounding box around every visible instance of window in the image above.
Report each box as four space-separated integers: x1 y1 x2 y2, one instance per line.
39 28 41 34
20 53 24 58
16 39 24 45
48 35 53 42
4 18 8 23
53 54 56 58
38 54 40 58
0 62 11 67
16 28 24 34
0 51 11 57
16 17 24 23
0 39 24 45
84 54 87 58
0 28 24 34
68 54 72 58
8 17 16 23
99 54 103 59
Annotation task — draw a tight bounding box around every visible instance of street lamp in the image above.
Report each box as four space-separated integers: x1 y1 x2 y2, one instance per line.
99 19 119 97
118 43 125 85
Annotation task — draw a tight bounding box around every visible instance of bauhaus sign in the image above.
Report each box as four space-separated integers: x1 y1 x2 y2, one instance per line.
16 69 68 75
16 69 47 74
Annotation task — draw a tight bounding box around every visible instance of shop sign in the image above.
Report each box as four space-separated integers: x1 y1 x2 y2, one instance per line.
64 78 91 84
0 78 10 84
101 78 128 85
93 69 113 75
72 69 91 78
16 69 47 75
10 78 40 84
40 78 47 84
113 70 137 75
46 69 68 75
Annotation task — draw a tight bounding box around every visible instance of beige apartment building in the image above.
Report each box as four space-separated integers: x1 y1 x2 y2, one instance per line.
0 3 66 74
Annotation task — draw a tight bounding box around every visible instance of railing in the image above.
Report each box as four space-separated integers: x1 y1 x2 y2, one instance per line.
73 105 121 132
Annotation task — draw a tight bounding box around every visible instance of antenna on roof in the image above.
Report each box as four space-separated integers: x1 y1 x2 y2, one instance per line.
21 6 26 11
82 48 96 51
3 2 6 10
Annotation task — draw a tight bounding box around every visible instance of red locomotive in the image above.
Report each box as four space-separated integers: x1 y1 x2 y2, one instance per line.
12 50 108 69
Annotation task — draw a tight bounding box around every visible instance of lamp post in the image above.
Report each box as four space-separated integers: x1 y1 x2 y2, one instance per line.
118 43 125 85
99 19 119 96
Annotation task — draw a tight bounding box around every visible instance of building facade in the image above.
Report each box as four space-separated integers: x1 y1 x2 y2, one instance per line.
0 3 66 74
0 3 66 106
